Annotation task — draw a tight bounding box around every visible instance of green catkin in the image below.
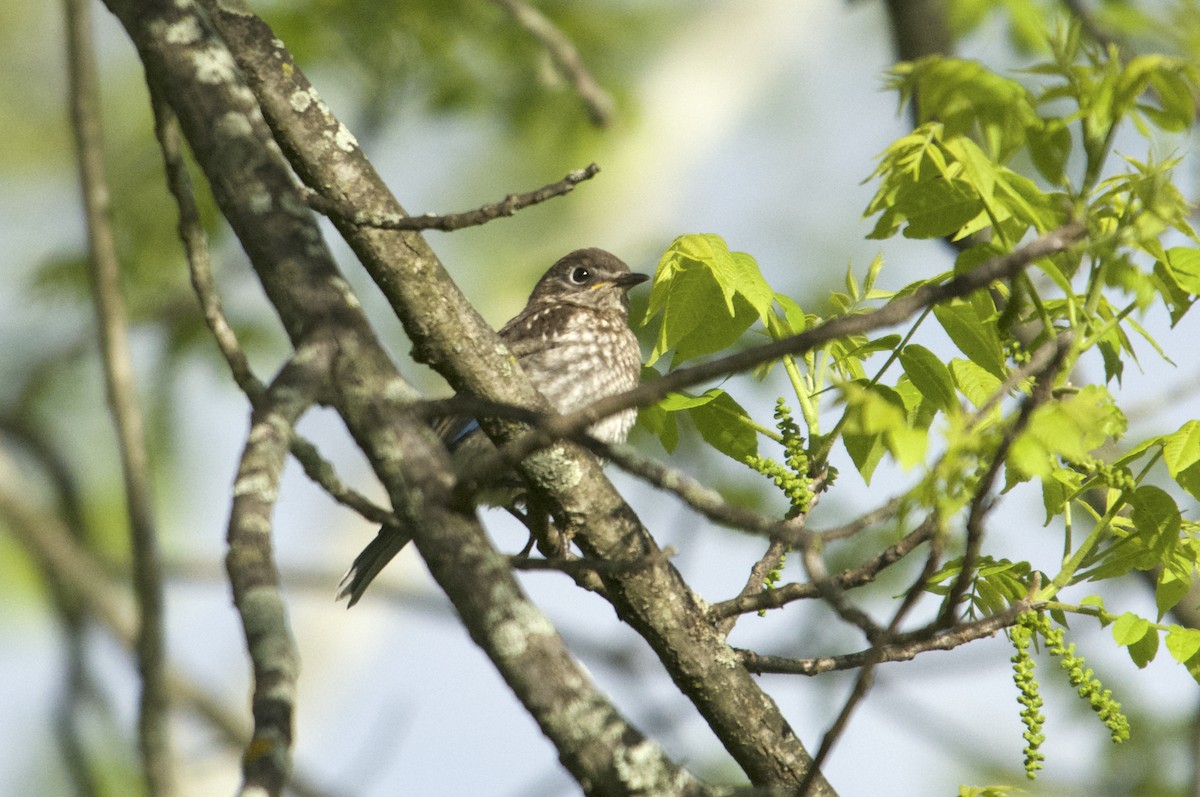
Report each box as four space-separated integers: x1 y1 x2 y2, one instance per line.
1010 612 1130 778
741 400 816 611
742 399 814 518
1011 614 1046 779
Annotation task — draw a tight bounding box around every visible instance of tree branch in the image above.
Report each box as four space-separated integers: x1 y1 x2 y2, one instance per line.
302 164 600 232
114 3 708 792
936 332 1073 628
707 506 928 620
509 547 676 576
193 4 835 790
225 350 327 794
0 446 339 797
489 0 615 126
739 598 1034 676
65 0 172 791
151 96 395 529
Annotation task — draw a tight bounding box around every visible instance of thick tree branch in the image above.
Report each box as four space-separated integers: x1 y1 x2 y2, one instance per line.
108 3 705 793
194 4 834 791
152 95 394 528
65 0 172 791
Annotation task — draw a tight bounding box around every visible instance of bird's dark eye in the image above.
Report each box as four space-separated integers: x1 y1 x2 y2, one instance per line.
569 266 591 284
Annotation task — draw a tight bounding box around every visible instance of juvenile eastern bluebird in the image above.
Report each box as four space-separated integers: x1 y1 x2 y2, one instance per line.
338 248 648 605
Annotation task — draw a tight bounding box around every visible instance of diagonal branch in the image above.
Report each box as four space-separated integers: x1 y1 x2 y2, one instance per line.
489 0 615 126
936 332 1073 629
111 3 709 793
709 515 935 619
151 98 394 529
65 0 172 791
194 4 836 790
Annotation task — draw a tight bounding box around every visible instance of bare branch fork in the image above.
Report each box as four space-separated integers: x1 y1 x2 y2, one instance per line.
302 163 601 232
152 98 395 528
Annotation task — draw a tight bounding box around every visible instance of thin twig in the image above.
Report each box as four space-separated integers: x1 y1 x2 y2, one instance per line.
814 498 905 542
799 516 947 793
800 535 885 642
65 0 172 791
303 164 601 232
708 514 935 620
738 597 1034 676
716 539 791 637
489 0 615 126
286 435 395 525
151 98 264 402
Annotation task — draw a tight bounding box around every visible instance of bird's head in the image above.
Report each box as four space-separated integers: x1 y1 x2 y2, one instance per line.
527 248 649 313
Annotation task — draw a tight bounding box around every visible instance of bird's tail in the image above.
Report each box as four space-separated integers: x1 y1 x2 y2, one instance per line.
336 524 412 607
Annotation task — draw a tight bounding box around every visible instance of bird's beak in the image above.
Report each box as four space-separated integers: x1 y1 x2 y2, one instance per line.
611 272 650 291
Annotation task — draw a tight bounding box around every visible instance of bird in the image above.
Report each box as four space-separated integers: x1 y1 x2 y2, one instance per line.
338 248 649 606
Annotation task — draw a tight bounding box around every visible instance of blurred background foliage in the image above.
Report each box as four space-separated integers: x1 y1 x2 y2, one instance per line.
3 1 1200 795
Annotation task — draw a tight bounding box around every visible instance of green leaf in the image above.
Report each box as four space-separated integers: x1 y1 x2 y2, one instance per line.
899 344 959 415
1041 467 1082 524
644 234 774 366
1130 484 1181 560
934 300 1007 378
646 387 759 463
1009 386 1125 478
1163 420 1200 478
1177 461 1200 502
891 57 1036 158
1027 119 1072 185
841 382 927 474
637 368 679 453
1164 248 1200 294
685 389 760 462
896 172 984 239
1147 67 1197 131
1128 623 1159 668
1166 626 1200 663
1156 565 1192 619
843 431 888 486
949 358 1004 409
1112 612 1151 646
